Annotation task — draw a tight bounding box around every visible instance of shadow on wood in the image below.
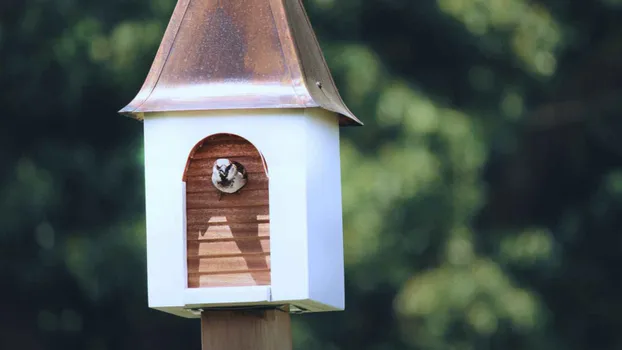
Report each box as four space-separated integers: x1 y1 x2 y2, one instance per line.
185 133 271 288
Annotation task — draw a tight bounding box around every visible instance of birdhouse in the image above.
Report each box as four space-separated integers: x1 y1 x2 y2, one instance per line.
119 0 362 318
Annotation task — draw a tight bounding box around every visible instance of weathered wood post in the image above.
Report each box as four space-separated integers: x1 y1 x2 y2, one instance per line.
118 0 362 348
201 307 292 349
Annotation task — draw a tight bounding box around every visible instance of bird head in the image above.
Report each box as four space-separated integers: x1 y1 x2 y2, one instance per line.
213 158 237 181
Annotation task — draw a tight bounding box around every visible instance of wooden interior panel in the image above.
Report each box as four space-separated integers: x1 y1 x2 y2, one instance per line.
187 239 271 256
185 133 270 288
186 189 269 209
189 255 271 273
190 271 271 288
186 176 269 192
187 223 270 239
185 157 266 177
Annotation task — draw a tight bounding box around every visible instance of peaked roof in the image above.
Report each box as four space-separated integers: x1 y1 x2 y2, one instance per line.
119 0 362 126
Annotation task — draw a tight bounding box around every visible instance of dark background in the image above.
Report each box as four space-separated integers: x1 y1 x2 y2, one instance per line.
1 0 622 349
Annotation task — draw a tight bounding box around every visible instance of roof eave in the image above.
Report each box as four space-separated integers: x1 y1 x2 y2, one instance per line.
118 103 363 126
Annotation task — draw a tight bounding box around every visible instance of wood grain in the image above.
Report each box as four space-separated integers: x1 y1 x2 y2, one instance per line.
187 223 270 239
186 208 270 227
187 223 270 242
191 141 260 159
185 134 271 288
186 157 266 176
201 309 291 350
187 206 270 218
186 189 269 209
187 239 271 256
189 255 271 273
190 271 271 287
186 176 269 192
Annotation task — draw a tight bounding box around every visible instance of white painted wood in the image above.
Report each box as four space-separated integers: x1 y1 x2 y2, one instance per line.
142 108 345 317
143 120 189 310
304 109 345 310
182 181 189 292
184 286 272 307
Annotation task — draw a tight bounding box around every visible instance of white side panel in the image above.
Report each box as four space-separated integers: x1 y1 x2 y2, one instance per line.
143 109 311 310
264 117 310 303
144 119 190 309
304 109 345 310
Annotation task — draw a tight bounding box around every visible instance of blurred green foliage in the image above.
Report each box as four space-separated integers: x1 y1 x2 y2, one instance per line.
1 0 621 349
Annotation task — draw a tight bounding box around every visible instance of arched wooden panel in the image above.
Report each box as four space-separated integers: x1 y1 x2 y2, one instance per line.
184 133 270 288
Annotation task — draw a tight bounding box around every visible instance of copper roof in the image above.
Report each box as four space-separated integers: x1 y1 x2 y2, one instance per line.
119 0 362 126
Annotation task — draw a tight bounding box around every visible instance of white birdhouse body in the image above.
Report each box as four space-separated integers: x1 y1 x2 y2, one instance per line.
142 108 344 318
119 0 361 318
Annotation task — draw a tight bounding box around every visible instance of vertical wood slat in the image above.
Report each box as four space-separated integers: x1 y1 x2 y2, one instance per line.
185 134 270 288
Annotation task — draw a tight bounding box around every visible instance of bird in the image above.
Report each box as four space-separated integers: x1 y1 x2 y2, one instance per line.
211 158 248 200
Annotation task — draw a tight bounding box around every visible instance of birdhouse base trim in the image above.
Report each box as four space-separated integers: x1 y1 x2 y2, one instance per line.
184 286 272 307
153 300 340 319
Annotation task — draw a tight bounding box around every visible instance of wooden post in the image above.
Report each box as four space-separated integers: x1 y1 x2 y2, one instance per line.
201 307 292 350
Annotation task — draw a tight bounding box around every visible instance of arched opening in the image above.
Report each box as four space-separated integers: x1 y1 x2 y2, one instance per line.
183 133 270 288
